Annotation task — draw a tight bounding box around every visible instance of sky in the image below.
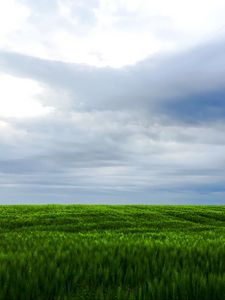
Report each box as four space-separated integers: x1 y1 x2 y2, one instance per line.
0 0 225 204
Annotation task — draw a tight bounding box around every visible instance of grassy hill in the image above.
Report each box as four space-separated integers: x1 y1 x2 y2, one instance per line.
0 205 225 299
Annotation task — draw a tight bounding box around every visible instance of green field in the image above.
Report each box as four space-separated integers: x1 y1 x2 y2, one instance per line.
0 205 225 300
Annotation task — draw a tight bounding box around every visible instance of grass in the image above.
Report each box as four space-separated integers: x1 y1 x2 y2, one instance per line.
0 205 225 299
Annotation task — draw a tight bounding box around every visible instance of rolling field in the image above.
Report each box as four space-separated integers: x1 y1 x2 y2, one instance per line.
0 205 225 300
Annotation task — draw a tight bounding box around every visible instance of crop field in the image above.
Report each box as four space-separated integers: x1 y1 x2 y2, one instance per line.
0 205 225 300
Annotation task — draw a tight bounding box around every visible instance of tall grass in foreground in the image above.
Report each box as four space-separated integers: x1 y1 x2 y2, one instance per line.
0 205 225 299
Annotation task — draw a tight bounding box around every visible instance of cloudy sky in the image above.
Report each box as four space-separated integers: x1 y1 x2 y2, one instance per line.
0 0 225 204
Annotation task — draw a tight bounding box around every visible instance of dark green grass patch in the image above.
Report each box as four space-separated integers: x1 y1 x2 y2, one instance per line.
0 205 225 299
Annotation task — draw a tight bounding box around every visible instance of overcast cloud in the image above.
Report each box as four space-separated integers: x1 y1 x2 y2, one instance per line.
0 0 225 203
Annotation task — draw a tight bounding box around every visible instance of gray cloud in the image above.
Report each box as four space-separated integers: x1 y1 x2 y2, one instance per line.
1 34 225 203
1 34 225 115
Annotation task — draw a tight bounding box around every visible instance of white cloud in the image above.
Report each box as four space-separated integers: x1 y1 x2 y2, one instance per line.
0 0 30 47
1 0 225 67
0 73 54 118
